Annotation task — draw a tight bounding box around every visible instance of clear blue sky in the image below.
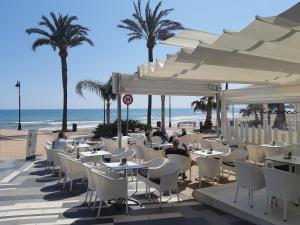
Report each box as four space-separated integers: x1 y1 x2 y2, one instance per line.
0 0 298 110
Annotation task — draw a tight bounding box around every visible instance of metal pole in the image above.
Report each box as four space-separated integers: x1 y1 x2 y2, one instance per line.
15 81 22 130
116 74 122 148
126 105 129 136
216 85 221 137
169 96 171 128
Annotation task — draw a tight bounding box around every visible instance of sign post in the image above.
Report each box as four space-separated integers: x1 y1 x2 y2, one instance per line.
26 129 38 160
122 94 133 136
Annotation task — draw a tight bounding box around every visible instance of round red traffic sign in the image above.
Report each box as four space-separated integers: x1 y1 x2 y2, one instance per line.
122 94 133 105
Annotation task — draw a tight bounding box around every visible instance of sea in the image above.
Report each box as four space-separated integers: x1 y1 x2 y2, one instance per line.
0 108 241 131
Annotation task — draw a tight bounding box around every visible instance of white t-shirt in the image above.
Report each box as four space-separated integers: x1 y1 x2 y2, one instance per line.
52 138 67 151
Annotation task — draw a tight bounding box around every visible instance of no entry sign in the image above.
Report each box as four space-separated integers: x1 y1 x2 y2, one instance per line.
123 94 133 105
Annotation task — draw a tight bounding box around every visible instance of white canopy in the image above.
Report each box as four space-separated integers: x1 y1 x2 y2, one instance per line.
112 73 218 96
140 2 300 85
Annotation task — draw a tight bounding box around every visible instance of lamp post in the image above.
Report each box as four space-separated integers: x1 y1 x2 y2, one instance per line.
15 81 21 130
169 96 171 127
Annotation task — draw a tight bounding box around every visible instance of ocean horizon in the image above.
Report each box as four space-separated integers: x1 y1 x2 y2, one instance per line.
0 108 242 131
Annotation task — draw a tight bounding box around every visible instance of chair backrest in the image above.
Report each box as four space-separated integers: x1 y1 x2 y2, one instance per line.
262 167 300 201
159 162 180 191
247 145 265 163
262 146 284 158
91 169 127 201
214 146 231 156
229 137 240 146
151 136 163 144
143 147 165 162
110 149 136 162
62 156 86 179
167 154 191 174
234 161 265 190
45 145 54 162
196 157 221 178
222 149 248 162
199 139 212 150
143 157 168 168
83 163 110 190
132 145 144 160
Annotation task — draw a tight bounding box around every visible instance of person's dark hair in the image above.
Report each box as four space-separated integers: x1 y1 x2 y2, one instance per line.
58 132 65 139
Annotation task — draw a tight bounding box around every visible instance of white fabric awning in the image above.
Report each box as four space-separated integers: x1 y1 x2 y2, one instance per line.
140 3 300 85
112 73 218 96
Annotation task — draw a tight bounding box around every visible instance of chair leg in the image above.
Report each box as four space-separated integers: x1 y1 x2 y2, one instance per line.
250 189 254 208
264 195 269 214
88 191 93 206
84 188 89 203
189 169 192 181
159 192 162 208
63 176 67 189
234 186 239 203
97 200 102 218
283 200 287 222
126 198 128 214
70 180 73 192
176 190 180 204
93 195 97 211
57 170 62 184
136 177 138 192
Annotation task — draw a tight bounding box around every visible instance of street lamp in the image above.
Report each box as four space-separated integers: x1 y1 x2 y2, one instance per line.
169 96 171 127
15 81 22 130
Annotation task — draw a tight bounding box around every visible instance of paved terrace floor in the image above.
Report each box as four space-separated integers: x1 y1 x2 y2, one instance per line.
0 160 254 225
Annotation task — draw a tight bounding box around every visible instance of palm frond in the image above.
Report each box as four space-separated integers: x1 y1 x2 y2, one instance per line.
75 80 103 99
31 38 54 51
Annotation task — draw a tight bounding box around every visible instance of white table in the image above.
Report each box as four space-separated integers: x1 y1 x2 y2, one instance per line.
80 150 111 165
260 144 286 148
104 161 145 171
193 149 224 157
266 154 300 172
215 138 228 145
151 142 172 149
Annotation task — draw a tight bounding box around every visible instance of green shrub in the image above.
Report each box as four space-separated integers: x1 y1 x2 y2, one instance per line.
93 119 151 139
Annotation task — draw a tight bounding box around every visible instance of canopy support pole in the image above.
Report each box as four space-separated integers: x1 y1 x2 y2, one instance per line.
116 73 122 148
216 84 221 137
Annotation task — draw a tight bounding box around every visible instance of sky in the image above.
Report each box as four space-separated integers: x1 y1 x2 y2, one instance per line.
0 0 299 110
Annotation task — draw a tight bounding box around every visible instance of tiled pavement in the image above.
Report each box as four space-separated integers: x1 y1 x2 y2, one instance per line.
0 160 255 225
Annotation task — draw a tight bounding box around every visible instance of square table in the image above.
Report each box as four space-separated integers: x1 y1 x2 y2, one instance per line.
193 149 224 157
265 154 300 172
103 161 145 171
80 150 111 165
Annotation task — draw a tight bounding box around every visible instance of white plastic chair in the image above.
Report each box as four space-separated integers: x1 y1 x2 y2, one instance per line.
221 149 249 175
110 149 136 162
148 162 180 207
247 145 265 165
196 157 221 187
59 155 87 191
143 147 165 162
167 154 192 181
44 145 54 170
262 167 300 221
234 161 265 208
136 157 169 195
91 169 128 218
132 145 144 163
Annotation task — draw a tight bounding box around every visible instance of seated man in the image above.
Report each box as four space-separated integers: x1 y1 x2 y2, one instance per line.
165 138 189 157
52 132 67 151
179 128 187 137
165 138 189 180
152 127 167 141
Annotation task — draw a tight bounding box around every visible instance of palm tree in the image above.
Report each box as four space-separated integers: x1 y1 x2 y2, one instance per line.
75 80 106 123
118 0 184 128
101 78 116 124
191 97 217 130
240 104 264 124
26 12 93 131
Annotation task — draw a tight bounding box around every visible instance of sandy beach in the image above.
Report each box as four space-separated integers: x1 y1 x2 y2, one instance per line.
0 129 91 160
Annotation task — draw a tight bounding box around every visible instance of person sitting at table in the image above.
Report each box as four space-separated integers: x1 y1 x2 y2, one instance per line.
152 127 168 141
52 132 67 151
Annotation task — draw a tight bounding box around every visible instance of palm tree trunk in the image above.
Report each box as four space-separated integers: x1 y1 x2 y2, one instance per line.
103 100 106 124
161 95 165 130
106 100 111 124
147 46 154 127
273 103 287 130
60 52 68 131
